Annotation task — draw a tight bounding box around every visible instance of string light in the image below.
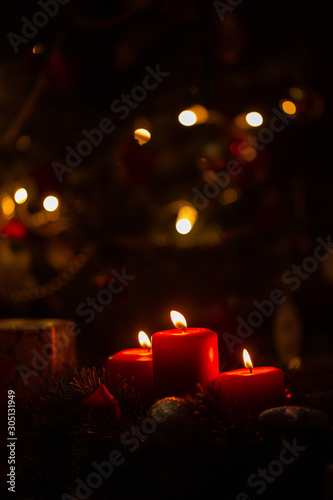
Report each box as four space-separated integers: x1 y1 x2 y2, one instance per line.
175 204 198 234
245 112 263 127
176 218 192 234
134 128 151 145
43 195 59 212
178 105 208 127
14 188 28 204
178 110 197 126
189 105 209 123
280 100 296 115
1 196 15 219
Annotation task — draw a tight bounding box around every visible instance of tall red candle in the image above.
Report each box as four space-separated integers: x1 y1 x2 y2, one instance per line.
152 311 219 398
214 349 285 414
106 332 153 406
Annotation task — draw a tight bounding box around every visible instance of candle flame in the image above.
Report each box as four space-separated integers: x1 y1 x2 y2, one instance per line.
243 349 253 372
170 310 187 329
138 331 151 348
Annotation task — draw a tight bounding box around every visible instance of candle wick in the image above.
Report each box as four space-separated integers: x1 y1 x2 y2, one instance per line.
249 366 252 374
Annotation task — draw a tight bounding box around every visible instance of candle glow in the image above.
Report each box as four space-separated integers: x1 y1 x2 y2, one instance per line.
152 311 219 397
170 310 187 329
243 349 253 373
138 331 151 348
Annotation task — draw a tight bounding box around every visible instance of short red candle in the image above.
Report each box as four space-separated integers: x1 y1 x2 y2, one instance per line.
214 353 285 414
152 312 219 398
106 332 153 406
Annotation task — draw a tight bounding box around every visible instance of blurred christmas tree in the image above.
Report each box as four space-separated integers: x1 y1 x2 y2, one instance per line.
0 0 332 366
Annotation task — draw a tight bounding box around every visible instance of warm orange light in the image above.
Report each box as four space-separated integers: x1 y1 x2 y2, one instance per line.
170 310 187 329
178 105 208 126
281 100 296 115
223 188 238 204
243 349 253 372
189 105 209 124
134 128 151 145
175 204 197 234
1 196 15 219
33 43 44 55
138 331 151 348
234 113 249 130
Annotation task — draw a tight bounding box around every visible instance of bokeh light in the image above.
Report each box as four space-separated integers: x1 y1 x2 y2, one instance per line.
245 112 263 127
43 195 59 212
14 188 28 204
189 105 209 124
32 43 44 55
281 100 296 115
289 87 304 100
134 128 151 145
176 218 192 234
1 196 15 219
223 188 238 204
178 110 197 126
175 204 198 234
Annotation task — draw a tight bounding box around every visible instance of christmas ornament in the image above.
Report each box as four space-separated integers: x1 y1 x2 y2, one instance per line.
259 405 330 431
80 384 121 417
147 396 200 449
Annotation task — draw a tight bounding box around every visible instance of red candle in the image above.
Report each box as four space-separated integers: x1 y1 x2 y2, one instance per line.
152 311 219 398
106 332 153 406
214 349 285 414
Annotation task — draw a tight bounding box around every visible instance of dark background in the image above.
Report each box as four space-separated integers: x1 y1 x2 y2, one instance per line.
0 0 332 368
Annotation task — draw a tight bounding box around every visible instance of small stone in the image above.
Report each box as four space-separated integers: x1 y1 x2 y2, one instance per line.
259 405 330 430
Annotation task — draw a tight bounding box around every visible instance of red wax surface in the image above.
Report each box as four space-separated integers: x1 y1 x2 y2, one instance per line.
214 367 285 414
152 328 219 398
106 348 153 405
